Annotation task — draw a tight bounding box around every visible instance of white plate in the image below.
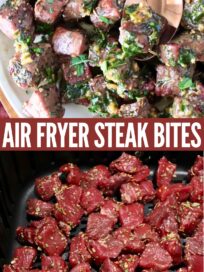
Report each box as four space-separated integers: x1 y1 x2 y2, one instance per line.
0 0 94 118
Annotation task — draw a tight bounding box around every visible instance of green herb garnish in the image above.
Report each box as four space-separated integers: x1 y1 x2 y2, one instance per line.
32 47 43 55
99 15 113 25
71 55 89 76
179 77 195 90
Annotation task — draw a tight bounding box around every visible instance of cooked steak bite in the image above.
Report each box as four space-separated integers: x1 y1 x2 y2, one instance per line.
35 0 67 24
9 43 57 89
119 98 150 117
182 0 204 32
119 2 167 57
90 0 125 31
63 0 98 21
0 0 34 40
52 27 88 56
23 86 64 118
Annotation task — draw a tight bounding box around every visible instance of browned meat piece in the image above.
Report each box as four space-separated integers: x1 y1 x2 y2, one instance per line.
52 27 88 56
173 32 204 62
155 65 195 97
9 43 57 89
23 86 64 118
63 0 97 21
119 98 150 117
0 1 34 40
35 0 67 24
90 0 125 30
62 59 92 85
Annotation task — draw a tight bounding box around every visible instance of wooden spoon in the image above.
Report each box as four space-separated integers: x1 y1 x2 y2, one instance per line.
124 0 184 60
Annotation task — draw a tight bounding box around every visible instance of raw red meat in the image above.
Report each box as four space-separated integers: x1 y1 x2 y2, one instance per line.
161 232 182 265
69 233 91 267
41 255 67 271
156 157 176 187
7 247 37 270
134 224 159 243
178 201 203 234
139 242 173 270
100 199 121 224
116 255 139 272
35 173 62 201
81 187 104 213
120 180 155 204
16 226 35 245
110 152 142 174
113 227 145 253
119 203 144 229
53 202 84 227
189 176 203 203
189 155 204 177
157 183 191 202
26 199 53 218
70 263 92 272
55 185 83 206
59 163 82 186
34 217 67 256
86 213 114 240
131 165 150 182
58 221 71 238
100 259 122 272
88 236 123 263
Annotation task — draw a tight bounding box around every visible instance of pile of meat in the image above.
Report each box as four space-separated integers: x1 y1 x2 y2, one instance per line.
0 0 203 117
3 153 204 271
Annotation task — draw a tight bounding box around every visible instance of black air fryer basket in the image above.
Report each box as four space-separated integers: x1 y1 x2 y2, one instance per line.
0 151 202 270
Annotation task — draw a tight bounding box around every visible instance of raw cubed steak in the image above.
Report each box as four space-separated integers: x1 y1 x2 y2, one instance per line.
35 173 62 201
70 263 92 272
69 233 91 267
52 27 87 57
116 254 139 272
86 213 114 240
55 185 83 206
26 198 53 218
157 183 191 202
41 255 68 271
100 259 122 272
81 187 104 213
156 157 176 187
119 203 144 229
100 199 121 224
16 226 36 245
139 242 173 271
190 176 203 203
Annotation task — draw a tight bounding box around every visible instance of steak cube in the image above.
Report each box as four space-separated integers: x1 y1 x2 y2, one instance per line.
62 59 92 85
34 217 67 255
59 163 82 186
134 223 159 243
131 165 150 182
69 233 91 267
41 255 68 271
189 155 204 177
53 202 84 227
120 180 155 204
116 255 139 272
119 203 144 229
110 153 142 174
190 176 203 203
119 99 150 118
161 232 182 265
58 221 71 238
157 183 192 202
139 242 173 271
178 201 203 234
88 236 123 263
35 0 67 24
63 0 97 20
81 188 104 213
113 227 145 253
156 157 176 187
55 185 83 206
0 1 34 40
100 199 121 224
9 246 37 270
23 87 64 118
16 226 36 245
35 173 62 201
70 263 92 272
100 259 122 272
26 199 53 218
86 213 114 240
90 0 123 30
52 27 88 57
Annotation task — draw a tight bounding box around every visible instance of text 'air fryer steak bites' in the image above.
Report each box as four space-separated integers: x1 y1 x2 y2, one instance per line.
3 153 204 271
0 0 204 117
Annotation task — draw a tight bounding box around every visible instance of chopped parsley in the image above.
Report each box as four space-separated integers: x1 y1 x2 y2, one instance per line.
71 55 89 76
32 47 43 55
83 0 98 13
178 77 195 90
99 15 113 25
47 0 54 3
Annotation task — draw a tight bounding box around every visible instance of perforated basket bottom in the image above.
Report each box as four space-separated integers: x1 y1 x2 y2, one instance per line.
4 152 201 271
